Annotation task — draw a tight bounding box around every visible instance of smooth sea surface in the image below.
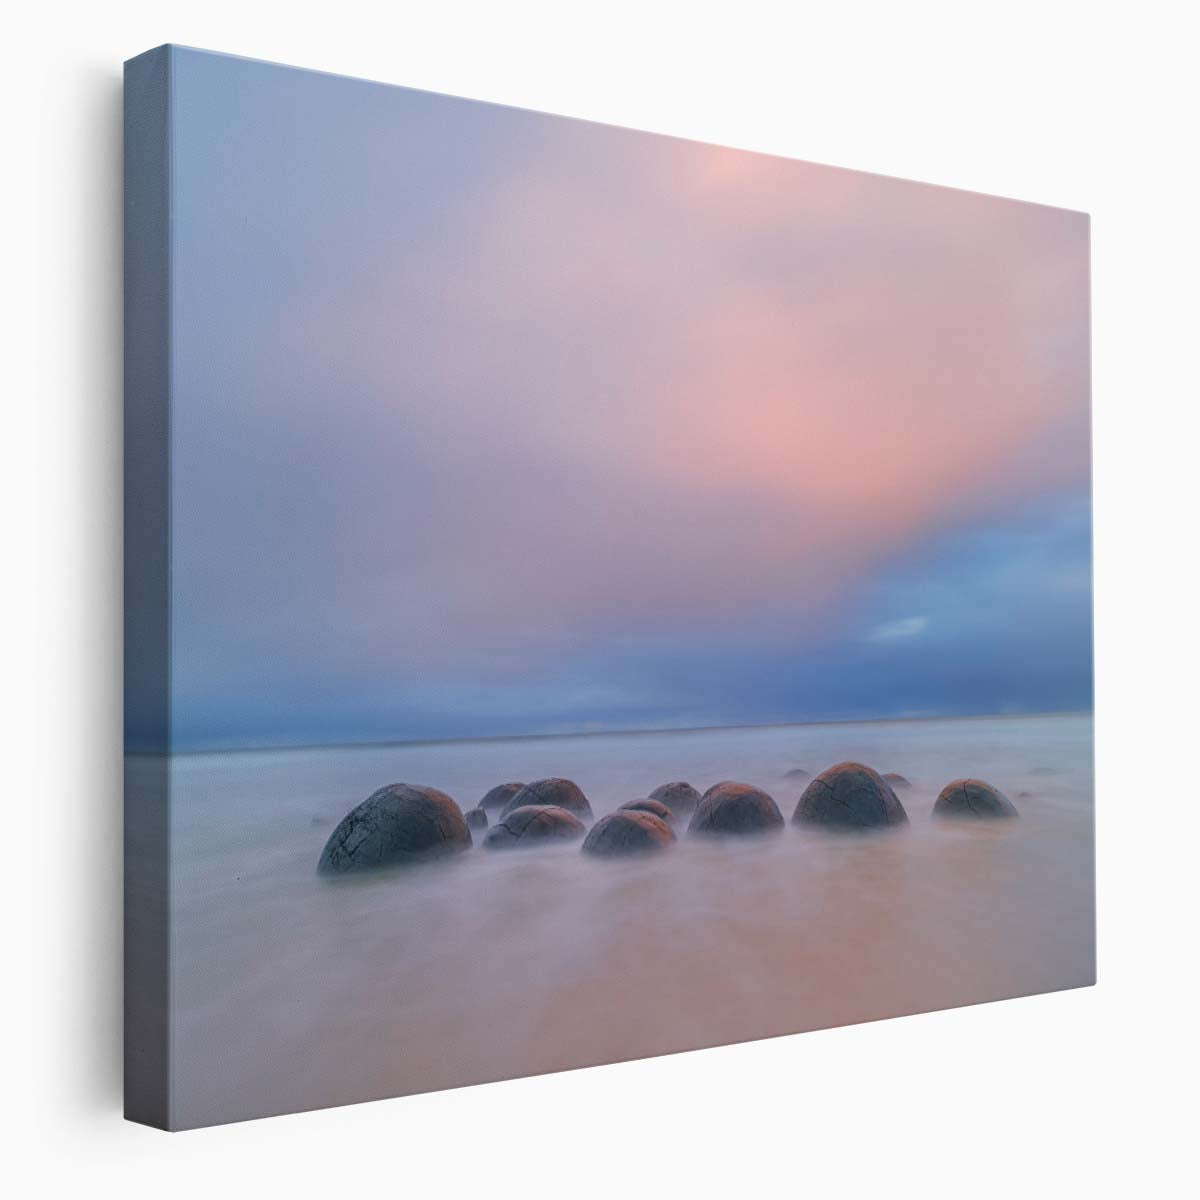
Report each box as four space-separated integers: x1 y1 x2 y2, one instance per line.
155 713 1094 1128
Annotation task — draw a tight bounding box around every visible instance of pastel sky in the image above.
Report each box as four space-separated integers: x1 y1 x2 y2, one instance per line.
149 48 1091 751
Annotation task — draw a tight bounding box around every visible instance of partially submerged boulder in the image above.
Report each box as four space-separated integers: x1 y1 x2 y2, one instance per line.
480 782 525 815
619 797 675 825
882 773 911 789
583 810 675 857
499 778 593 822
688 782 784 837
793 763 908 831
483 805 587 849
464 807 489 834
933 779 1019 820
648 781 701 820
783 768 810 780
318 784 472 873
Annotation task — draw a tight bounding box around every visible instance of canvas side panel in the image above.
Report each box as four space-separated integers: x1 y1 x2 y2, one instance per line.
124 44 173 1131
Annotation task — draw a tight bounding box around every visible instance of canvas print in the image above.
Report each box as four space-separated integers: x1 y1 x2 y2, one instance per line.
124 46 1094 1131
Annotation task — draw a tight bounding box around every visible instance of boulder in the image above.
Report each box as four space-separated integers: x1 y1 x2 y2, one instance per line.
648 781 701 820
933 779 1019 820
464 807 489 834
480 782 526 815
318 783 472 873
793 763 908 831
783 768 810 780
499 778 593 821
882 772 911 789
583 810 675 857
483 805 587 849
688 782 784 837
619 797 675 826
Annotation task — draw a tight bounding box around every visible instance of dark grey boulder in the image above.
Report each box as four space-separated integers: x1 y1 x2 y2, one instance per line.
793 763 908 831
483 805 587 849
318 784 472 873
480 782 526 815
464 807 489 834
1017 791 1033 800
688 782 784 837
648 781 701 820
933 779 1019 820
783 768 810 780
882 773 911 789
619 797 675 826
583 810 675 857
499 778 593 821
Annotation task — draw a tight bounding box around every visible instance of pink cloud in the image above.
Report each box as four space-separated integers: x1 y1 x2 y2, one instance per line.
265 124 1089 677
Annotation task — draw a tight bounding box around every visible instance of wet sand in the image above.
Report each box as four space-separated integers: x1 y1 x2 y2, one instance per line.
152 713 1093 1128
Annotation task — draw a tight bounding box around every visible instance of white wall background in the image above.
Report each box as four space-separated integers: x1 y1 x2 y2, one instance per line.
10 1 1198 1195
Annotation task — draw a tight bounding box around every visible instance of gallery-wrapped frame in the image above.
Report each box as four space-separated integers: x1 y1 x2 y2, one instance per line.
124 45 1094 1130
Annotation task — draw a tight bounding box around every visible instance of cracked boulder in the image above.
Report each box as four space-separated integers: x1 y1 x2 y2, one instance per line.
619 797 675 826
318 783 472 873
479 782 526 816
688 782 784 837
464 807 489 834
648 781 701 821
483 805 587 849
583 810 675 857
793 763 908 831
933 779 1019 820
499 778 593 822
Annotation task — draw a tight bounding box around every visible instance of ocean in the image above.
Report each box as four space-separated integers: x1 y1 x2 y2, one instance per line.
152 712 1094 1128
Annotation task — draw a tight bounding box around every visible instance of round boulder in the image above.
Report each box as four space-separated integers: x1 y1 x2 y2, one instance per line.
648 781 701 820
318 783 472 873
783 767 810 780
619 797 675 826
483 805 587 849
688 782 784 837
933 779 1019 821
480 782 526 815
464 807 489 834
583 810 675 857
499 778 592 821
793 763 908 831
882 772 911 789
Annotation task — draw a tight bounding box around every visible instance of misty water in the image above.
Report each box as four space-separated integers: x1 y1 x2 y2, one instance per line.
157 713 1093 1128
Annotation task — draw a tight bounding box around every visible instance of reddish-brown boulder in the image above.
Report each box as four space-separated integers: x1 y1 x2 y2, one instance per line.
793 763 908 831
319 783 472 873
933 779 1019 820
483 804 587 849
689 782 784 837
582 810 675 857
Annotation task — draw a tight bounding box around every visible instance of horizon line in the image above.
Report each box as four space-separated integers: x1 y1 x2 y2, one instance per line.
131 708 1094 760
